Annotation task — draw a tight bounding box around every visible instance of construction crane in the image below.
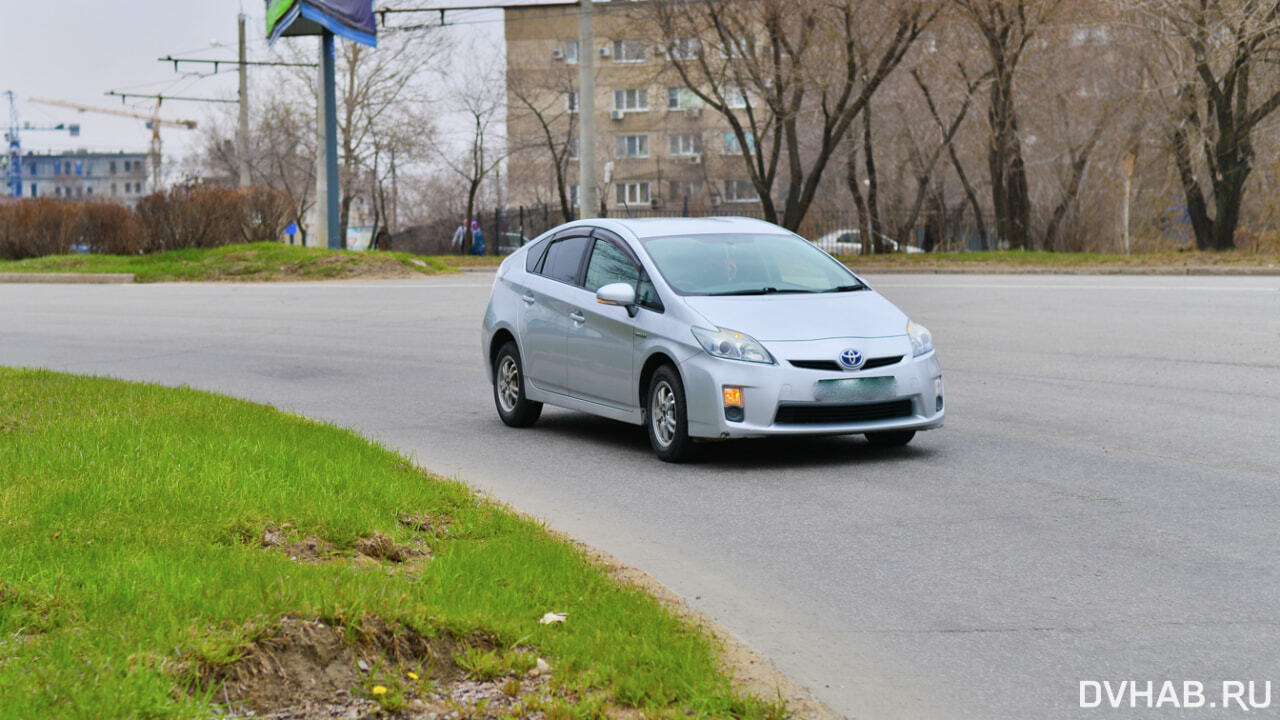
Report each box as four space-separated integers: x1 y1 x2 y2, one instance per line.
5 91 82 198
29 97 198 190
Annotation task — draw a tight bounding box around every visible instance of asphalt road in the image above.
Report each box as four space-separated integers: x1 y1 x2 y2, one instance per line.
3 273 1279 719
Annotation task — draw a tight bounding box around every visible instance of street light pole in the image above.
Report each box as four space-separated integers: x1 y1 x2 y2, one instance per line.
237 13 251 187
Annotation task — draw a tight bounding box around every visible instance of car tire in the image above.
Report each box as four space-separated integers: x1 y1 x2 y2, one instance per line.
493 341 542 427
646 365 696 463
865 430 915 447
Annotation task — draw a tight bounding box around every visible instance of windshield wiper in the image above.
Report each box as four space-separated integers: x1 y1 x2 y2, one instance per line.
824 283 868 292
708 287 814 296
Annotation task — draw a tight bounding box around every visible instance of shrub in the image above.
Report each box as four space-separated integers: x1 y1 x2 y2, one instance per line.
0 199 82 259
136 186 244 252
239 186 293 243
78 202 144 255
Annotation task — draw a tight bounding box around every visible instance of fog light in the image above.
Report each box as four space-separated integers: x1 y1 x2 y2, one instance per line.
935 377 944 412
723 385 744 422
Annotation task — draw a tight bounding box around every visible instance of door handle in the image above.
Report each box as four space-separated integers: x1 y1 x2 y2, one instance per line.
570 311 585 323
521 294 535 305
634 331 648 338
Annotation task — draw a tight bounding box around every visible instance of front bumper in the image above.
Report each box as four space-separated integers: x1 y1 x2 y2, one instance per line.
680 336 944 439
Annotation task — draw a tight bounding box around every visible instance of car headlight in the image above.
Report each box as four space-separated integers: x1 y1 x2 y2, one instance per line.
907 320 933 357
691 327 774 364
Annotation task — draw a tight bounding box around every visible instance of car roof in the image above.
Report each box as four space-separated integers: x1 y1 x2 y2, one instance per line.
565 216 790 240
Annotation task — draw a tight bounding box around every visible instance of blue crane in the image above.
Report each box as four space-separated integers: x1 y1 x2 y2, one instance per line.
5 91 81 198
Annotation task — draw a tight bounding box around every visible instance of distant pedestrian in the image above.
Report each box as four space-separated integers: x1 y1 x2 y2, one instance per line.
470 220 485 256
374 226 391 251
450 224 466 253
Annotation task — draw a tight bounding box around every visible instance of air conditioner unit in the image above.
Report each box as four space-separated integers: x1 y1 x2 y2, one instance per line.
688 154 702 165
610 109 625 120
551 48 563 60
649 198 660 209
599 45 611 57
710 196 721 207
684 107 701 119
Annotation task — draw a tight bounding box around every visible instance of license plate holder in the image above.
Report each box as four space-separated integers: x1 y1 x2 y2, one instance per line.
815 376 897 402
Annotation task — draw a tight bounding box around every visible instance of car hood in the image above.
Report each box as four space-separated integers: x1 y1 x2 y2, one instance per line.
681 290 908 341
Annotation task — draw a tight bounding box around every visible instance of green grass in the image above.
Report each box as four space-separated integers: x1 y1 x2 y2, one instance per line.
0 242 453 282
0 369 774 719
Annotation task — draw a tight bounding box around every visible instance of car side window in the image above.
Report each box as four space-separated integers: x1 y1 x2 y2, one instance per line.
525 237 552 273
636 274 663 311
538 235 591 284
584 239 640 292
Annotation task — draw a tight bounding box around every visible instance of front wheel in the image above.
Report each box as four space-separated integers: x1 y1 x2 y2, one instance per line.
647 365 696 462
493 341 542 427
865 430 915 447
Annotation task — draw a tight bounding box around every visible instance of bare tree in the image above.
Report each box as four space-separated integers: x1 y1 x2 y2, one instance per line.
433 48 507 250
1134 0 1280 250
953 0 1064 249
649 0 937 231
507 61 580 221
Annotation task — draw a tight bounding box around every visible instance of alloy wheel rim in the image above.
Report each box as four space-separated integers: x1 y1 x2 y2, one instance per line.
651 381 676 447
497 356 520 412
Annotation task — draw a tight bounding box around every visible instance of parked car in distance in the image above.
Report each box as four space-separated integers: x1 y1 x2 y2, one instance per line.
813 228 924 255
481 217 944 461
498 232 531 254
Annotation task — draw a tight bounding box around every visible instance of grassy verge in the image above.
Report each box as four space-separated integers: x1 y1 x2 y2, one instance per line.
0 369 783 720
0 242 453 282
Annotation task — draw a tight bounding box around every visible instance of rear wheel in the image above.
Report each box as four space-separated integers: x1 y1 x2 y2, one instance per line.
493 341 541 427
647 365 696 462
865 430 915 447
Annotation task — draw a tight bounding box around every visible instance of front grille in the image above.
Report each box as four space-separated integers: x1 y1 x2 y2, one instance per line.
789 355 903 372
774 398 914 425
790 360 841 371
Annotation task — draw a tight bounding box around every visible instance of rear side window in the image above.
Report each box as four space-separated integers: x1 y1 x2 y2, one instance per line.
525 237 552 273
539 236 591 284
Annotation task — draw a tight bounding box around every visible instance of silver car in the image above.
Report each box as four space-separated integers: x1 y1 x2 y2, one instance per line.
481 217 944 461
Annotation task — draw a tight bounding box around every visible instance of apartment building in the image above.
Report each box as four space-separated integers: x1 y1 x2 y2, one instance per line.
10 150 150 207
504 0 760 215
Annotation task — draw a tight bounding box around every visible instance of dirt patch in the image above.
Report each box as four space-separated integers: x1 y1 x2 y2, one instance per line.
353 531 424 563
194 616 580 720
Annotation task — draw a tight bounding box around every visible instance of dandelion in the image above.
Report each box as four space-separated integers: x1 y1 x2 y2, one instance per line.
407 672 419 680
372 685 388 695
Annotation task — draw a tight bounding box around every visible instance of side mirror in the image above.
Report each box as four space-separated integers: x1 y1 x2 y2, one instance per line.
596 282 637 316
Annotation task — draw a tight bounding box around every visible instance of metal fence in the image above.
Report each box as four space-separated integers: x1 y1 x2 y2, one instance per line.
390 203 989 256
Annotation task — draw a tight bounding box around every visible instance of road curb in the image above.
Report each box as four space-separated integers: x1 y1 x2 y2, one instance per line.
0 273 135 284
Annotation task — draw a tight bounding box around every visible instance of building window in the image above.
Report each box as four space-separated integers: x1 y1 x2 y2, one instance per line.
55 187 62 197
64 161 71 175
567 136 579 160
615 182 651 205
669 37 700 60
724 85 748 109
719 36 756 59
109 160 117 174
28 163 36 176
86 187 93 196
667 88 682 109
124 160 131 172
137 180 144 193
615 134 649 158
30 183 37 198
612 39 647 63
564 40 579 64
111 183 117 196
722 131 755 154
613 88 649 112
566 91 578 113
671 180 701 202
569 184 580 207
668 133 702 156
724 179 758 202
54 162 60 176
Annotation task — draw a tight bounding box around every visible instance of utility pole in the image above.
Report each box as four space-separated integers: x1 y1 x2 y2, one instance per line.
577 0 596 219
312 29 341 250
237 13 251 187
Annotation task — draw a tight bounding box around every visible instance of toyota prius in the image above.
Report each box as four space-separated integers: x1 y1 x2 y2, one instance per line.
481 217 944 461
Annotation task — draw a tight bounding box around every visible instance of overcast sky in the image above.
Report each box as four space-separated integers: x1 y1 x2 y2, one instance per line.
1 1 502 167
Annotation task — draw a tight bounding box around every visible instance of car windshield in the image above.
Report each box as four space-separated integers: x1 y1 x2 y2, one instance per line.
639 233 863 295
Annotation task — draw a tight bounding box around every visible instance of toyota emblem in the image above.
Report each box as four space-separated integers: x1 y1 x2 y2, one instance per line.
838 348 864 369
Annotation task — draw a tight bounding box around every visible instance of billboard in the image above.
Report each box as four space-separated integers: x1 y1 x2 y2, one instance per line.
266 0 376 47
